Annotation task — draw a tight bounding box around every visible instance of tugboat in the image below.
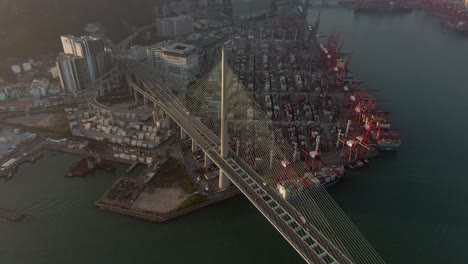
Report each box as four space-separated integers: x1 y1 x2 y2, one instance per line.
348 159 369 170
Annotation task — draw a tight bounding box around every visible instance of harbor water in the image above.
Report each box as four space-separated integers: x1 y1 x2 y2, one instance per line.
308 7 468 264
1 6 468 264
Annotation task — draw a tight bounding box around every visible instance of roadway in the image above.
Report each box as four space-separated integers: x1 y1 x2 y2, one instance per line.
118 22 157 51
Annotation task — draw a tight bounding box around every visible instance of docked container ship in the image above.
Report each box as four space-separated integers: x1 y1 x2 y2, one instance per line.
365 114 402 151
440 19 468 35
374 130 401 151
277 165 345 200
353 1 413 13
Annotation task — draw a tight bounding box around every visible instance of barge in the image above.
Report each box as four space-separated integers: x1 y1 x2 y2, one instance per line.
66 156 114 177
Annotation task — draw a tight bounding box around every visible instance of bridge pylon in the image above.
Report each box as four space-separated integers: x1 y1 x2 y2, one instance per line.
219 48 230 189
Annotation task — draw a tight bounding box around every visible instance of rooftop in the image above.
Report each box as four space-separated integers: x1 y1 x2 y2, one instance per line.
162 43 197 57
56 53 82 61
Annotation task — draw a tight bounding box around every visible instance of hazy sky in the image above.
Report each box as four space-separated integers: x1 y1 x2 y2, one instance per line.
0 0 158 58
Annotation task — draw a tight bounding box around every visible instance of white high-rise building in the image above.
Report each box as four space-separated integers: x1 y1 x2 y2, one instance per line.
60 35 112 82
147 42 199 83
56 53 90 95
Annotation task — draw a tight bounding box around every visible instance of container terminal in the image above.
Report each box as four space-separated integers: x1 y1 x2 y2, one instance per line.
217 0 402 198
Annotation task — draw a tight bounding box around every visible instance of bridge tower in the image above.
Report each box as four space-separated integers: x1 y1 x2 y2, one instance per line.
219 48 231 189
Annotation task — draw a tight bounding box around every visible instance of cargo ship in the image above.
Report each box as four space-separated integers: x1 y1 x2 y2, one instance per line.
440 19 468 35
277 165 345 200
375 130 401 151
365 114 402 151
353 1 413 13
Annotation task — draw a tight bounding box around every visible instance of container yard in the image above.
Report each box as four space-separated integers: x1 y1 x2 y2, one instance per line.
219 0 401 198
65 102 173 151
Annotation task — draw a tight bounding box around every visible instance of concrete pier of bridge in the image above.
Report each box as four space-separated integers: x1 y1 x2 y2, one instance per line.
181 129 187 140
192 140 199 153
204 154 213 167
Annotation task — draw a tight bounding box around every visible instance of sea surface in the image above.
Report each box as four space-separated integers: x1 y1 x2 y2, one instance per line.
308 7 468 264
1 5 468 264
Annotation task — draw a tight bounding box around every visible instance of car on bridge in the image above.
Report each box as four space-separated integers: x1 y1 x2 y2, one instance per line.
204 165 218 172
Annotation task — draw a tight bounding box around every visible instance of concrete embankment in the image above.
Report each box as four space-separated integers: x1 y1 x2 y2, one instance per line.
95 187 241 223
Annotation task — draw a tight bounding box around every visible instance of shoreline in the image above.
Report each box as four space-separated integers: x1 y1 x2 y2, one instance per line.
95 185 241 223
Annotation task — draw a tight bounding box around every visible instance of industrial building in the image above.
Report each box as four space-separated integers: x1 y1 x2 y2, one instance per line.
11 65 21 74
31 79 49 88
147 42 199 83
155 15 194 38
30 79 50 97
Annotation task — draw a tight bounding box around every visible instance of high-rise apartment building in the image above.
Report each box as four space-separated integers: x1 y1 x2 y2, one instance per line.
56 53 90 94
153 5 169 17
60 35 112 81
156 16 194 38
